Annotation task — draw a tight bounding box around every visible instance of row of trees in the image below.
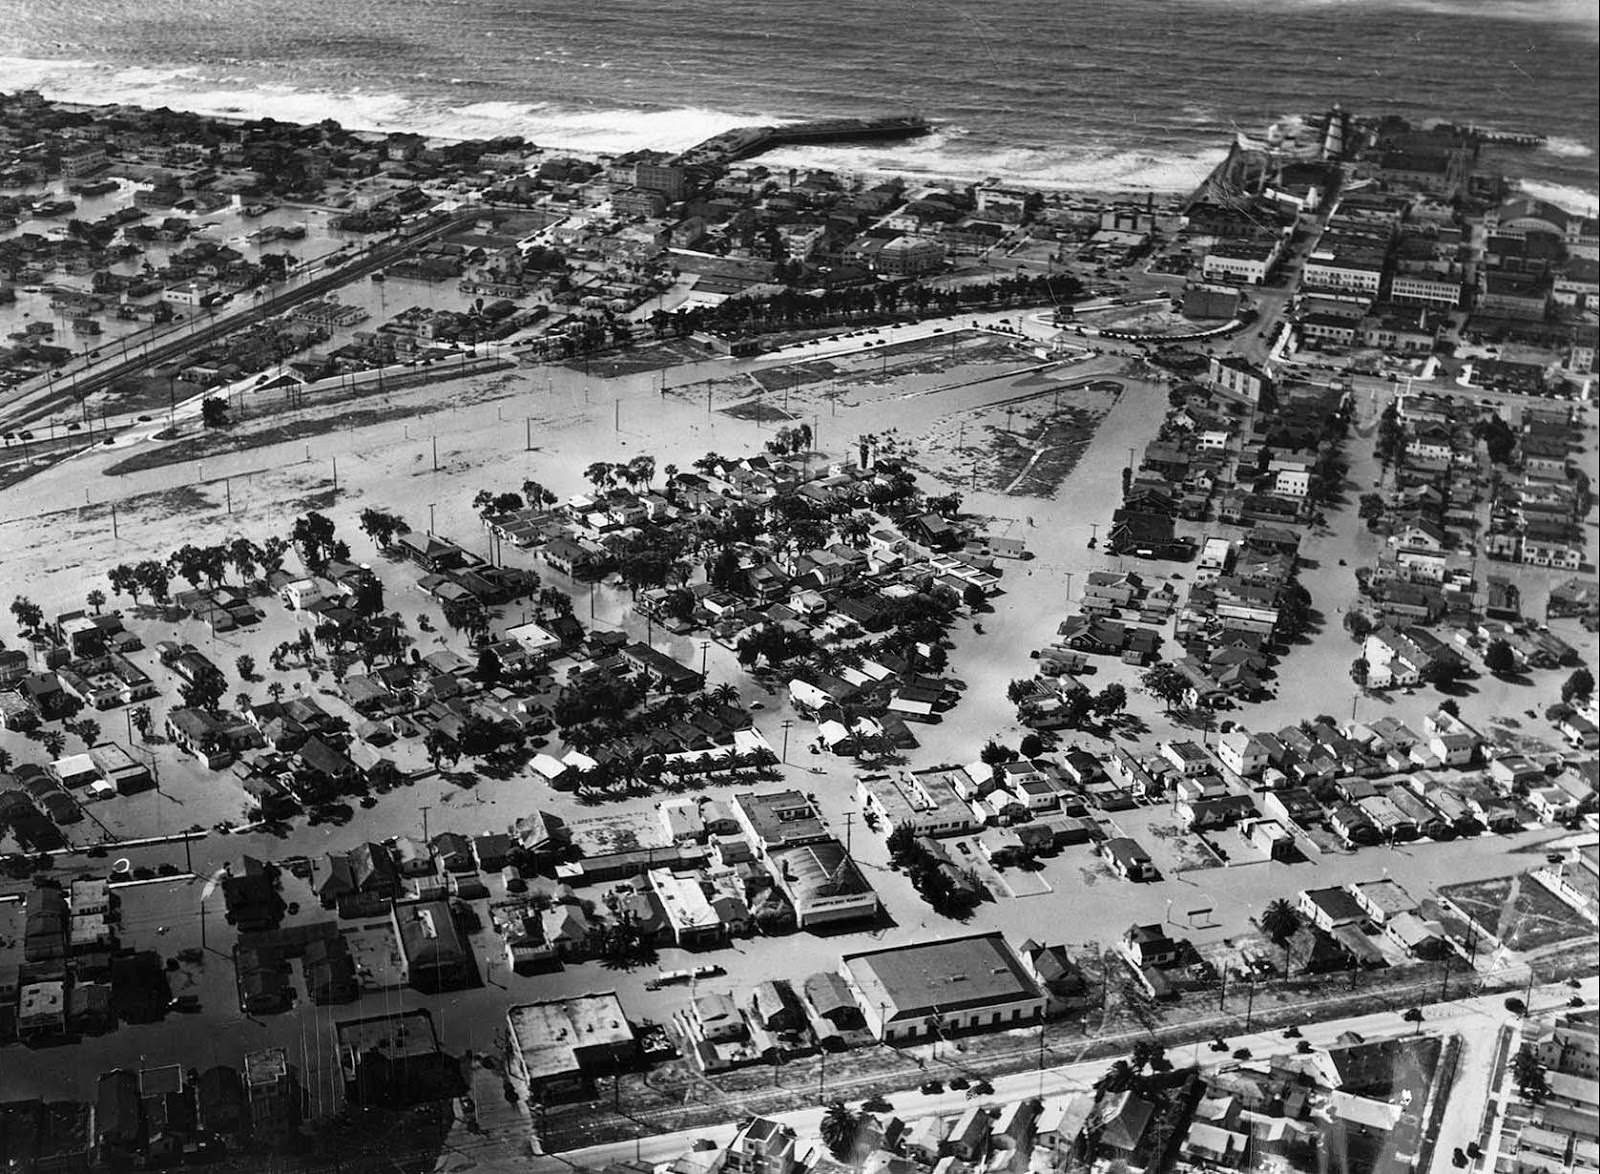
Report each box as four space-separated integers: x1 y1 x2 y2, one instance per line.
644 270 1084 339
583 455 659 493
105 534 294 607
1008 679 1128 728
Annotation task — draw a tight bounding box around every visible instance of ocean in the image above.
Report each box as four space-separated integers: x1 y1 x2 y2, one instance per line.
2 0 1596 207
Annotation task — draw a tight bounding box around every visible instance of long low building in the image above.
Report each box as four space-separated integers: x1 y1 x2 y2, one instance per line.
840 932 1045 1043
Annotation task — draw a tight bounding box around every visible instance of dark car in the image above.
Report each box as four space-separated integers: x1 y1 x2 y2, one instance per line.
920 1080 944 1095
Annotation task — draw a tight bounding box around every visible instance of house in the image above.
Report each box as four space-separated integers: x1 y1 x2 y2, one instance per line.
1349 879 1416 925
391 900 471 991
319 842 401 909
1181 794 1258 831
723 1118 801 1174
1298 886 1367 931
1019 940 1089 1011
1102 837 1156 881
1216 730 1272 779
1091 1090 1156 1161
1122 924 1182 968
1161 740 1214 777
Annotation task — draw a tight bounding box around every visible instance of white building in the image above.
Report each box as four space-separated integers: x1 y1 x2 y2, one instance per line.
1302 252 1385 295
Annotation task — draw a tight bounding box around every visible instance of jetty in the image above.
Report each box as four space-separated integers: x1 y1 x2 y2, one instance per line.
672 114 931 169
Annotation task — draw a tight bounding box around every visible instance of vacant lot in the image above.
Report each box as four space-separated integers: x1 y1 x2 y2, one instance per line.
1439 873 1592 951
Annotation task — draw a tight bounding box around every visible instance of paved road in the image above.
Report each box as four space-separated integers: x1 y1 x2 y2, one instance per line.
530 978 1596 1174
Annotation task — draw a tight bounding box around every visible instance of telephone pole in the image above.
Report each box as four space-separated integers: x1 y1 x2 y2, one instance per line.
780 719 794 763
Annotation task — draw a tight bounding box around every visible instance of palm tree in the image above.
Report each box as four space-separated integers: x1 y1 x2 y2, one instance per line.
1261 898 1300 975
85 589 107 615
1095 1059 1135 1094
710 682 739 708
819 1101 859 1158
1261 899 1299 943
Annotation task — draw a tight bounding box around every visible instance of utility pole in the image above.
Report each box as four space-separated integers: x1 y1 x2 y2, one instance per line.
428 503 436 535
780 719 793 763
1037 1016 1047 1098
700 640 710 678
420 805 431 846
843 811 854 857
525 417 533 451
432 435 439 472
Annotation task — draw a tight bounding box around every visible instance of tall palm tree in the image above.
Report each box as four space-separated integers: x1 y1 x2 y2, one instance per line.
1261 898 1300 975
819 1102 859 1158
1261 899 1298 943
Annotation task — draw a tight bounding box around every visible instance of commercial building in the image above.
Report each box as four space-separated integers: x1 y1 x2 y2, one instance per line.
1202 239 1282 285
505 993 638 1102
1303 251 1385 295
840 932 1045 1042
856 769 979 838
767 839 879 929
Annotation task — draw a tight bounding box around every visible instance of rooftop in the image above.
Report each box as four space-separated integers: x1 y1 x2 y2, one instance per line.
335 1010 441 1061
842 932 1041 1023
507 993 635 1083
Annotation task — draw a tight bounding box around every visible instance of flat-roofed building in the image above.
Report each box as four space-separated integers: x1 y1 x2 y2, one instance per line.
733 789 829 850
856 769 979 838
506 993 637 1102
1349 879 1416 925
841 932 1045 1042
648 868 723 946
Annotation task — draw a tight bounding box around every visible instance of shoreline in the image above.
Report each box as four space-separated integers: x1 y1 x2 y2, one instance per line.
9 73 1590 207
